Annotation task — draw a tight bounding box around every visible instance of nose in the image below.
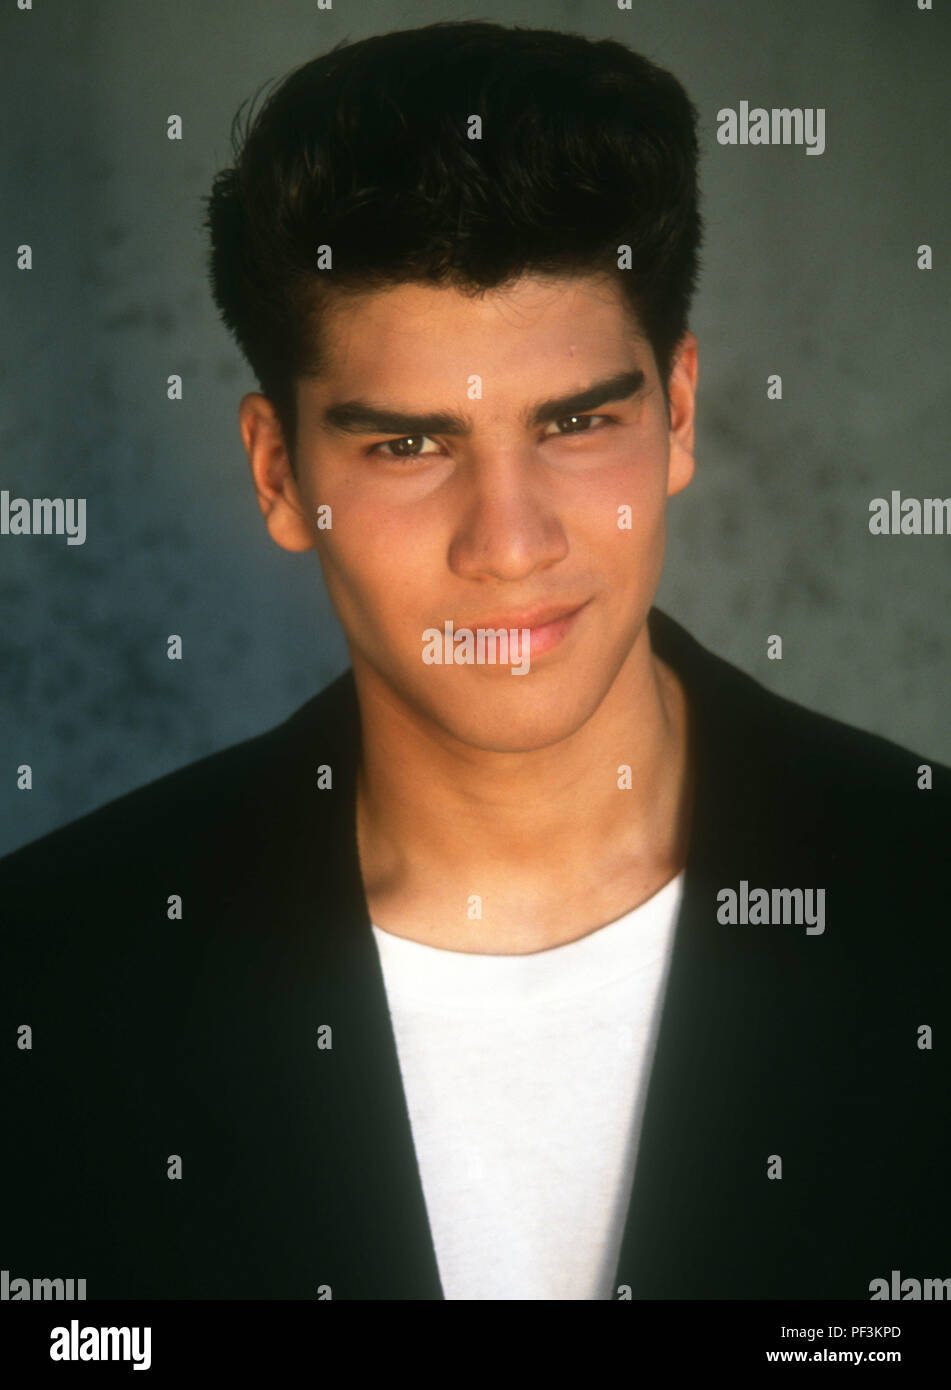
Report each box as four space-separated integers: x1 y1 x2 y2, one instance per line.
447 445 569 583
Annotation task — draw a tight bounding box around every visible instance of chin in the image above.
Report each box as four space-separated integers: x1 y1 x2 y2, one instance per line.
424 678 608 754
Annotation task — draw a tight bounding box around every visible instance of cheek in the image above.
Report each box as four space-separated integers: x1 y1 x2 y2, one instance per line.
315 493 434 625
577 442 669 548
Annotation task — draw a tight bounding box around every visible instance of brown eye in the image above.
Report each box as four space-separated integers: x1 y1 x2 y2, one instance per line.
544 413 614 438
389 437 425 456
372 435 441 459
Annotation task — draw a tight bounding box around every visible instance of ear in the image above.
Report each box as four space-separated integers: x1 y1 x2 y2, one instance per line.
666 332 698 498
239 393 315 553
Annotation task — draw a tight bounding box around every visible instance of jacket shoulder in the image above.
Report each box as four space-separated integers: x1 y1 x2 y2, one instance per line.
0 671 357 896
649 609 950 883
701 644 951 880
657 607 951 801
749 670 947 791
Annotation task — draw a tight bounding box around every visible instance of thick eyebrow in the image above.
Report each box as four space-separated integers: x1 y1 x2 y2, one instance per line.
320 367 646 438
322 401 470 437
529 369 646 426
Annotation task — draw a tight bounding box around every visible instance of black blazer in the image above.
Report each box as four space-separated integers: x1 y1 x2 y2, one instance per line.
2 608 948 1299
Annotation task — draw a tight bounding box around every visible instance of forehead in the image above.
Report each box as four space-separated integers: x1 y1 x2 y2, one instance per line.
303 273 652 395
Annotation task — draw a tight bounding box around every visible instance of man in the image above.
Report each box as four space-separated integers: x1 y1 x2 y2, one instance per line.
1 22 948 1301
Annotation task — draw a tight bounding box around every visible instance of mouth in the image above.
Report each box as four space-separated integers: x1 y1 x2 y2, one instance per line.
470 599 591 660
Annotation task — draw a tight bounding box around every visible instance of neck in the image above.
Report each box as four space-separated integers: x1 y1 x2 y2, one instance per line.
354 626 693 952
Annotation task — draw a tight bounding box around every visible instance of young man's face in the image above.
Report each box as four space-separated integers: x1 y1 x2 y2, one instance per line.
243 273 697 752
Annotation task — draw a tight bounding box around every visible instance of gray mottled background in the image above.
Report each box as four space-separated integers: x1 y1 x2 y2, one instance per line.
1 0 948 853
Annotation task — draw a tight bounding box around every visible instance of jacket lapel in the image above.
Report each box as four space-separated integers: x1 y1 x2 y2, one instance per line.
266 672 446 1299
614 609 828 1297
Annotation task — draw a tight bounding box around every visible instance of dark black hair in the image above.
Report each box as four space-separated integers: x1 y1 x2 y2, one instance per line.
205 20 703 458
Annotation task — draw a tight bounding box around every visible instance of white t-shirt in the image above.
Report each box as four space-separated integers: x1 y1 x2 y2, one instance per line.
370 871 684 1300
